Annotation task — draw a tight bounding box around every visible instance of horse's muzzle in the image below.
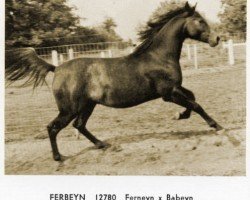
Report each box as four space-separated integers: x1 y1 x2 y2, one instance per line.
200 32 220 47
208 34 220 47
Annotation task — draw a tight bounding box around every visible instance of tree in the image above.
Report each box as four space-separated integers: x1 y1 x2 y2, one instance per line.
102 17 117 33
6 1 124 48
50 26 108 45
95 17 122 42
218 0 246 38
6 0 79 47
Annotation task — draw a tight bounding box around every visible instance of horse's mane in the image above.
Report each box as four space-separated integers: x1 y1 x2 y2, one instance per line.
131 6 187 56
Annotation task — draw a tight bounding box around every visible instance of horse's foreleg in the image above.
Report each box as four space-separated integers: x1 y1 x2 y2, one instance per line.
47 112 75 161
168 86 223 131
73 102 109 149
173 108 191 120
154 79 192 120
173 86 195 120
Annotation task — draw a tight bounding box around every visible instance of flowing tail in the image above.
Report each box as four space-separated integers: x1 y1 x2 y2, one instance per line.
5 47 56 89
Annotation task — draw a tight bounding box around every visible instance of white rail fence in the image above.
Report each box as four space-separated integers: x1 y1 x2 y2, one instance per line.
35 41 133 65
35 40 246 69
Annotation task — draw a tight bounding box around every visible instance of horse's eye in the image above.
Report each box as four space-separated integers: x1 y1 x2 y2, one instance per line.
194 19 203 26
197 19 202 23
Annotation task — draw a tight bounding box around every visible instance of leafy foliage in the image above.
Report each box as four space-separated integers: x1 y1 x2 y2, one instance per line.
6 0 79 47
218 0 246 38
96 17 122 42
5 0 122 48
102 17 117 33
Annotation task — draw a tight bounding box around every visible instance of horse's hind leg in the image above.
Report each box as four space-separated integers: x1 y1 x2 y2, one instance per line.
168 86 223 131
47 112 75 161
73 101 108 149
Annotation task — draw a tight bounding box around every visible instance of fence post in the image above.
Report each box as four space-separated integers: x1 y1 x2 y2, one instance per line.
68 48 74 60
100 51 105 58
193 44 198 69
51 50 58 66
59 54 64 64
186 44 191 60
108 50 112 58
228 39 235 65
222 41 227 49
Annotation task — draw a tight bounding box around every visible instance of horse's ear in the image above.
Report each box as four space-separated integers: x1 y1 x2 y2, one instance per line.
184 1 191 10
192 3 197 11
184 1 196 15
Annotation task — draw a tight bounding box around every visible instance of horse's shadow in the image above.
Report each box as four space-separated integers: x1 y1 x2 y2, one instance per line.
59 129 220 162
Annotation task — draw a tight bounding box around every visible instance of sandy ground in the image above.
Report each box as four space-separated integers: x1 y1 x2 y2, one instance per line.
5 65 246 175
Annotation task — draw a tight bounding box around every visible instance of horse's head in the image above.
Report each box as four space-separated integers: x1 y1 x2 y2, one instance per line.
132 2 220 57
183 2 220 47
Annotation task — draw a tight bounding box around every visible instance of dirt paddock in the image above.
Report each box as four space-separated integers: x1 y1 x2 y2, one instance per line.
5 64 245 175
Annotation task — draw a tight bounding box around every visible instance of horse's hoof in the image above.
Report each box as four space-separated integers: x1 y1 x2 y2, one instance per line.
95 141 110 149
172 112 181 120
215 124 224 131
53 154 61 161
172 112 190 120
217 128 226 135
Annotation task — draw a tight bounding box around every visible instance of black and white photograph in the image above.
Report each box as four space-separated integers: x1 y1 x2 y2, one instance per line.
2 0 247 177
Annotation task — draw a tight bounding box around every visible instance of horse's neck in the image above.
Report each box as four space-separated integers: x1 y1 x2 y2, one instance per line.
148 18 186 64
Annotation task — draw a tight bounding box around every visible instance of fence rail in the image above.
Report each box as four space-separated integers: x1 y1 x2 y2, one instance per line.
5 39 245 69
35 41 133 64
34 40 245 69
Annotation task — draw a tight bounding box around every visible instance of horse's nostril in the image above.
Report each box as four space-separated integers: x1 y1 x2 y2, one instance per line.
217 36 220 42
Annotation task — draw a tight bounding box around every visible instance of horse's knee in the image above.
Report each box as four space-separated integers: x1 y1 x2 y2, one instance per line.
47 123 53 132
47 116 69 137
47 122 56 133
47 122 59 139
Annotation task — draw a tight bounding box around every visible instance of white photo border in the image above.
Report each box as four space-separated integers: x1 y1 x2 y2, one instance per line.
0 1 249 200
